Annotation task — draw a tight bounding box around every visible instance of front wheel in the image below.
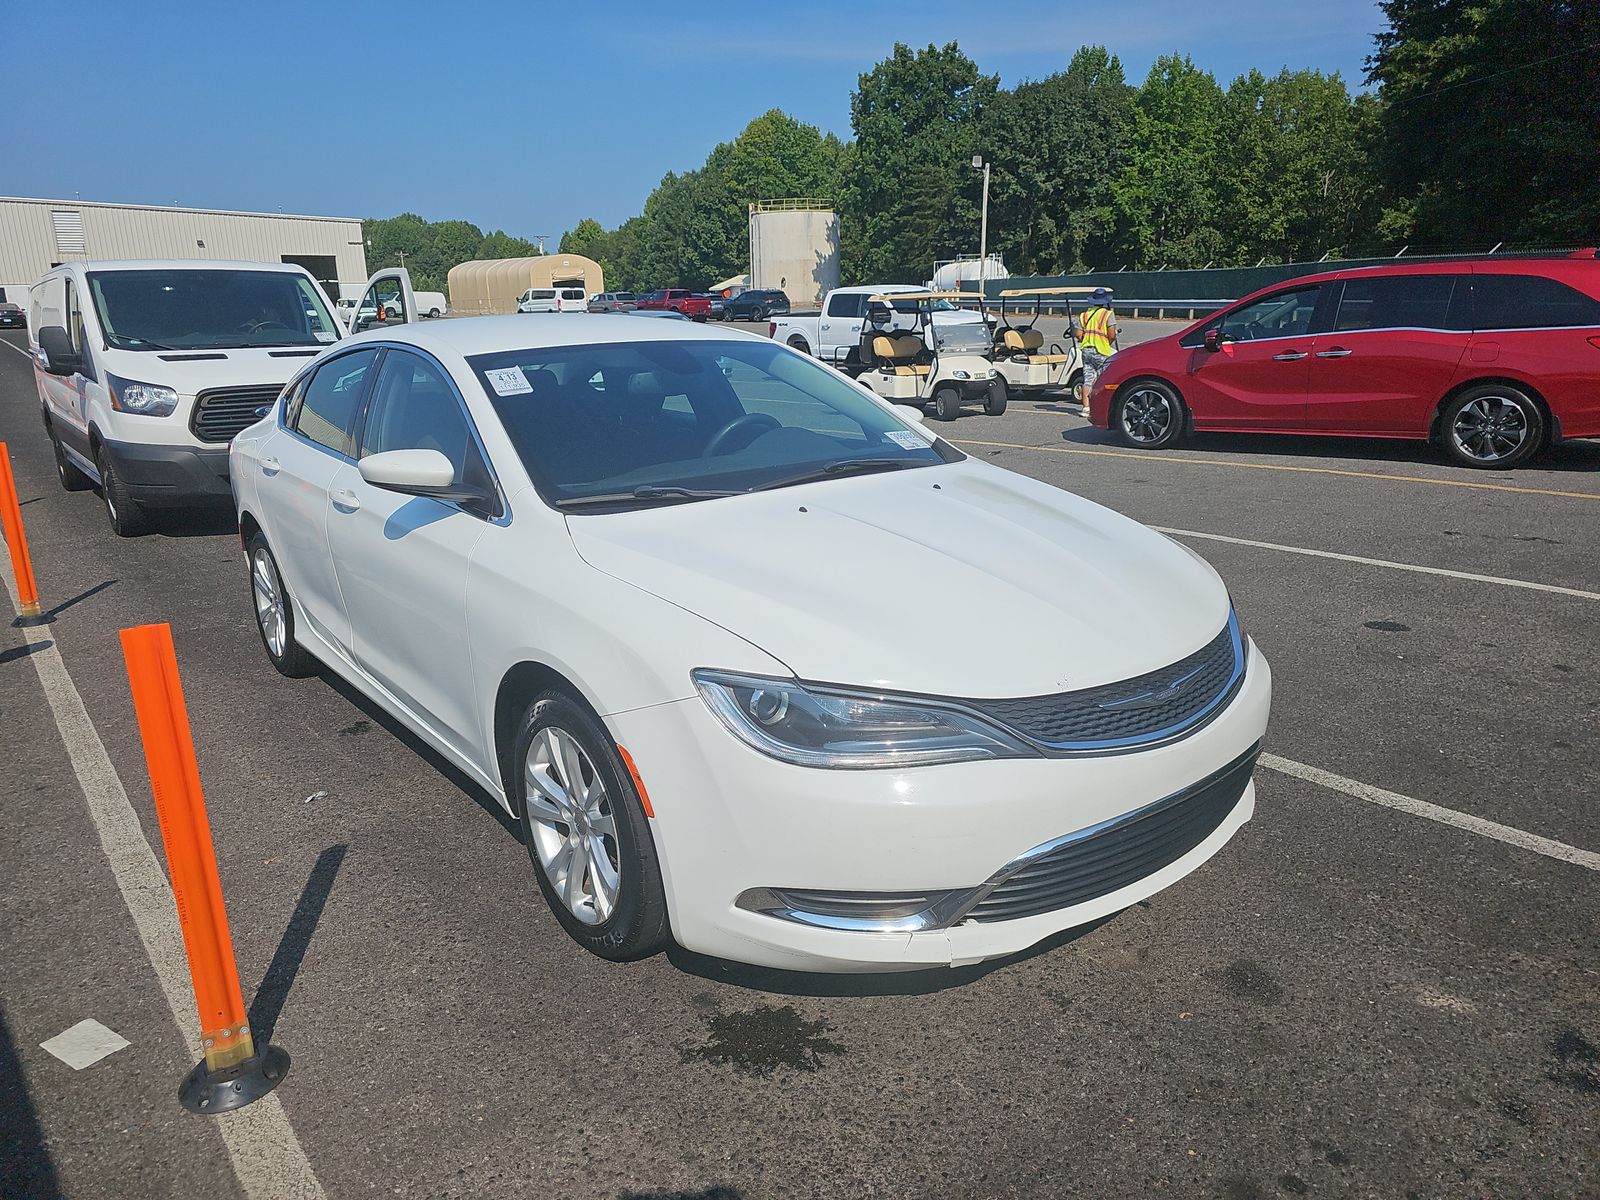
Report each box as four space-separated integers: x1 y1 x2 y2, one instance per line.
984 379 1008 416
933 386 963 422
1112 381 1186 449
247 535 318 678
513 692 670 961
96 447 150 537
1440 384 1544 469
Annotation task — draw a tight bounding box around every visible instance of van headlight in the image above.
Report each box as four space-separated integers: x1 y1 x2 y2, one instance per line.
107 374 179 416
693 670 1035 769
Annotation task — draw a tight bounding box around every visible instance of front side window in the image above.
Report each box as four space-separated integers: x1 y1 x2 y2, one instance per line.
1216 286 1322 342
87 269 339 350
470 338 959 509
1334 274 1464 332
357 350 487 494
1470 273 1600 330
295 347 379 455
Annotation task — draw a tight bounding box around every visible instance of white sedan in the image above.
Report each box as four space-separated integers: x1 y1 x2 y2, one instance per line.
230 314 1271 972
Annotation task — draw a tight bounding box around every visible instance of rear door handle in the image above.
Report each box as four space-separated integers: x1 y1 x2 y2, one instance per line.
331 488 361 513
260 456 280 476
1271 350 1308 361
1316 348 1353 358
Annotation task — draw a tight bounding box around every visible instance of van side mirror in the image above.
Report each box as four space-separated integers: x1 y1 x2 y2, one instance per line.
1203 327 1226 353
37 326 80 375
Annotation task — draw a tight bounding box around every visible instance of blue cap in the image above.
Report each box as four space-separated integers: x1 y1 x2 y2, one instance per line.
1091 287 1111 302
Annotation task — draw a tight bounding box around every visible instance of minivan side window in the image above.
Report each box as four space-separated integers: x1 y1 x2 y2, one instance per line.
1333 274 1466 332
827 292 867 318
1470 274 1600 330
295 348 380 455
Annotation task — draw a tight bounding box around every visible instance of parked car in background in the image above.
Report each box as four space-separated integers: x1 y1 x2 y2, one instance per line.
724 289 791 322
229 313 1270 971
1089 252 1600 469
773 285 989 367
0 302 25 329
636 288 711 321
414 291 448 318
704 293 728 320
518 287 587 314
588 292 638 313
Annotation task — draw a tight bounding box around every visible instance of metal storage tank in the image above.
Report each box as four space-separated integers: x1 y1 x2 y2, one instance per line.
446 254 603 314
748 200 840 308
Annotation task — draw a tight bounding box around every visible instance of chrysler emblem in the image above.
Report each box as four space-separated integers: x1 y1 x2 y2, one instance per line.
1097 664 1206 712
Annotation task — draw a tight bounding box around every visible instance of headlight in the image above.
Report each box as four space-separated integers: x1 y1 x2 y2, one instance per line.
108 374 179 416
693 670 1035 769
950 370 971 380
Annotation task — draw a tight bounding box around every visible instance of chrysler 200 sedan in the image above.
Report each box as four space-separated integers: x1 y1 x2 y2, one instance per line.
230 315 1272 972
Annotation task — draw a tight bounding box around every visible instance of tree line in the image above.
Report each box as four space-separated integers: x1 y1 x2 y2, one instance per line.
366 0 1598 293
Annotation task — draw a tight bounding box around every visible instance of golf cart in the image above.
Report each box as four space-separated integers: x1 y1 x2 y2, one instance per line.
986 286 1100 396
855 291 1007 421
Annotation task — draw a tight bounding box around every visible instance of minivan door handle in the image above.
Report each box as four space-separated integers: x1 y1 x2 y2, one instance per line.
1271 350 1309 361
1316 348 1353 358
260 456 280 476
331 488 361 513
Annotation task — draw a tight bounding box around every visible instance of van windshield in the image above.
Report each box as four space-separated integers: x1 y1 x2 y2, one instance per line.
87 269 340 350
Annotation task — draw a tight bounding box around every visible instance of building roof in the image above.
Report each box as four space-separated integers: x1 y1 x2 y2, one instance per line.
0 196 362 224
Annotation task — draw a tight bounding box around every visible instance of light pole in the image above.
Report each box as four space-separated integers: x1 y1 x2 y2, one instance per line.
972 154 990 309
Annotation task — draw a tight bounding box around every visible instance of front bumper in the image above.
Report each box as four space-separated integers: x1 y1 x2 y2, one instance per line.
609 640 1272 972
102 437 233 506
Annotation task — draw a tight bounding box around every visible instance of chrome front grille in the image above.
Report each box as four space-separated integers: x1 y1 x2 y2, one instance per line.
975 615 1244 752
190 385 283 443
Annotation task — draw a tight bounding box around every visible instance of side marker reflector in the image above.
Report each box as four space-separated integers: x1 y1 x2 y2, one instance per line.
617 745 654 817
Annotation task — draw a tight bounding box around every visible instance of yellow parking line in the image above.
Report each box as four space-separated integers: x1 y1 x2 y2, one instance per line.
950 438 1600 501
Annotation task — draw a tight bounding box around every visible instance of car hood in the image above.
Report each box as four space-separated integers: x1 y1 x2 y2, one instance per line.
99 345 324 395
565 461 1230 698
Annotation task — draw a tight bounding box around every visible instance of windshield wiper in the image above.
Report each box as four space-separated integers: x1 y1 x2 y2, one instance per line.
752 458 911 493
113 336 180 350
554 485 739 509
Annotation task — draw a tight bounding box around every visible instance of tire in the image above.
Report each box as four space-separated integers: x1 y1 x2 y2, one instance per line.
984 379 1008 416
246 535 318 678
1439 383 1544 470
787 335 810 354
1066 369 1084 395
50 429 93 491
933 385 963 422
426 307 441 319
513 691 670 962
752 307 766 322
1112 380 1186 449
96 446 150 537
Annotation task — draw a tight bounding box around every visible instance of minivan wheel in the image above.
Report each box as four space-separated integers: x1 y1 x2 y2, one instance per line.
96 447 150 537
1113 380 1186 449
247 535 318 678
51 431 93 491
1441 384 1544 470
933 385 963 422
984 379 1008 416
513 691 670 961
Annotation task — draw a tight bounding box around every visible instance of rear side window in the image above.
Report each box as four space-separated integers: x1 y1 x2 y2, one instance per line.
1334 274 1466 332
826 292 867 318
295 347 379 455
1470 273 1600 330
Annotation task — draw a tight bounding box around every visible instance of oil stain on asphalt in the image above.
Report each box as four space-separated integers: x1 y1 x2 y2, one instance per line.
681 1004 846 1076
1547 1027 1599 1094
1363 621 1411 632
1224 959 1285 1006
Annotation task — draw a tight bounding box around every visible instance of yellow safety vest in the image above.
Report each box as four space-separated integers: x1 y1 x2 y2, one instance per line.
1079 305 1115 355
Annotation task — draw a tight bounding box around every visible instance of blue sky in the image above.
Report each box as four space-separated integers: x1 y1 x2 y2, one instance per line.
2 1 1383 242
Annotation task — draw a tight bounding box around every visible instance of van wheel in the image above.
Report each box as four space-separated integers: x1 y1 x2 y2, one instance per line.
426 307 441 318
50 431 93 491
513 691 670 961
96 447 150 537
933 386 963 422
247 535 318 678
984 380 1008 416
1440 384 1544 469
1113 380 1186 449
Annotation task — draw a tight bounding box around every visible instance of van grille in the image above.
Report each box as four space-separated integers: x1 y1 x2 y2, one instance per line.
190 386 283 443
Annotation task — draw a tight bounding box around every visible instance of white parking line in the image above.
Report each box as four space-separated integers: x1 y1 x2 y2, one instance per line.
0 337 32 358
1261 753 1600 872
0 570 325 1198
1156 526 1600 601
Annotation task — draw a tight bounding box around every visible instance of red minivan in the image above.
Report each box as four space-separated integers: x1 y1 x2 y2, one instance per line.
1088 253 1600 468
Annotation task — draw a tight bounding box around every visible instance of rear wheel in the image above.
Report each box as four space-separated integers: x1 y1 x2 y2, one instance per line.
984 379 1008 416
513 691 670 961
933 385 963 422
1441 384 1544 469
1113 380 1185 449
247 535 318 678
786 335 810 354
96 446 150 537
751 306 767 322
50 429 93 491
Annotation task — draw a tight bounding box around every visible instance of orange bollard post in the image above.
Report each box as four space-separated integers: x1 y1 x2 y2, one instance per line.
0 442 42 620
119 622 289 1113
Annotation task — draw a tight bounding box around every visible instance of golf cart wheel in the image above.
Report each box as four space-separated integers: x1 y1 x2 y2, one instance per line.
984 380 1008 416
1112 380 1186 449
1067 369 1084 395
933 386 963 422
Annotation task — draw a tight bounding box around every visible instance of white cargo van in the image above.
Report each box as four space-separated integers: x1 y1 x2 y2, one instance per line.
30 259 416 535
517 286 586 313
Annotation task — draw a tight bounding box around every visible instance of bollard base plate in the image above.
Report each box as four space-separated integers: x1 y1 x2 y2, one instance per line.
179 1045 290 1114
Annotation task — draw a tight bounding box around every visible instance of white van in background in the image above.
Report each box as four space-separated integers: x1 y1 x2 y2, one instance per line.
30 259 416 535
517 286 586 313
414 291 448 318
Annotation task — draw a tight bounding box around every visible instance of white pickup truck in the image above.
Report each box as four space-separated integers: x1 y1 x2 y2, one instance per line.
771 285 990 370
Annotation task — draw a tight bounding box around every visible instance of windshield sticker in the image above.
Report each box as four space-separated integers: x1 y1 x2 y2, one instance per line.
485 366 533 396
885 429 924 449
313 331 336 343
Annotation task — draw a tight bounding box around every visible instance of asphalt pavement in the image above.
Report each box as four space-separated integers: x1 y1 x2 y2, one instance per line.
1 326 1596 1199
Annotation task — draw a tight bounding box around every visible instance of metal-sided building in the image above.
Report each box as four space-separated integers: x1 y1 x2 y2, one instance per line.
0 196 366 307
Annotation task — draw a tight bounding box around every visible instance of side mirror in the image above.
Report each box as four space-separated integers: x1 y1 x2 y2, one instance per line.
897 404 928 424
358 449 493 508
1203 327 1226 353
37 326 80 376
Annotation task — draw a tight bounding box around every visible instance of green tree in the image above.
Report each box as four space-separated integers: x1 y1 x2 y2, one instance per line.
476 230 543 259
559 217 607 258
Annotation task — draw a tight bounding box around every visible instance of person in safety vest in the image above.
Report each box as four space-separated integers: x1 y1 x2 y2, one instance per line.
1073 287 1118 407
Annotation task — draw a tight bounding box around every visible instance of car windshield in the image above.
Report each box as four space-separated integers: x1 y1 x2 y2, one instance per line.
469 338 959 509
87 269 339 350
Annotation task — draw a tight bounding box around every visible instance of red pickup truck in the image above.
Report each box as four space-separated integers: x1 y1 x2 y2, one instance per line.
636 288 711 321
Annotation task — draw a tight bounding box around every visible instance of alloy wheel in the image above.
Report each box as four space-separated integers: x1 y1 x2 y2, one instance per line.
1120 388 1173 443
524 727 621 925
1450 395 1528 463
251 548 288 658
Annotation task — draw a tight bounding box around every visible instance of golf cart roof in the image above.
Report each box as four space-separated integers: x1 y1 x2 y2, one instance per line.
997 286 1113 298
865 290 971 304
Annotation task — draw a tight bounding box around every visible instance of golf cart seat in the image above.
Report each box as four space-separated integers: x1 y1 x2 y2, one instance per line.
867 332 931 375
999 327 1071 365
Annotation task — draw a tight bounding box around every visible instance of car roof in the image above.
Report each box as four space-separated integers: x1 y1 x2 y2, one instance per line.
341 313 758 358
46 259 313 274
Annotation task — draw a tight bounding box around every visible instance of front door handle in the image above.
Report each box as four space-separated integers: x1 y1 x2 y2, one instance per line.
260 456 280 476
1271 350 1308 361
1316 348 1353 358
331 488 361 513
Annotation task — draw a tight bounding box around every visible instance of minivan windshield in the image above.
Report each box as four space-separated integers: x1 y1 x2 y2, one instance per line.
469 338 959 509
87 269 339 350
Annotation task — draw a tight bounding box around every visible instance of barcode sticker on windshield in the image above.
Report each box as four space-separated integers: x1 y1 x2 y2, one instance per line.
485 366 533 396
886 429 924 448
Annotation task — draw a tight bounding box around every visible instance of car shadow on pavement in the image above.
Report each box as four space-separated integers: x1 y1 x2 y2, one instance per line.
0 1005 64 1200
622 1189 743 1200
144 506 238 539
249 843 347 1044
664 914 1119 998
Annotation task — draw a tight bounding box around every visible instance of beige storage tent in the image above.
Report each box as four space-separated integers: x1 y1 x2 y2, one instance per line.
447 254 604 315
